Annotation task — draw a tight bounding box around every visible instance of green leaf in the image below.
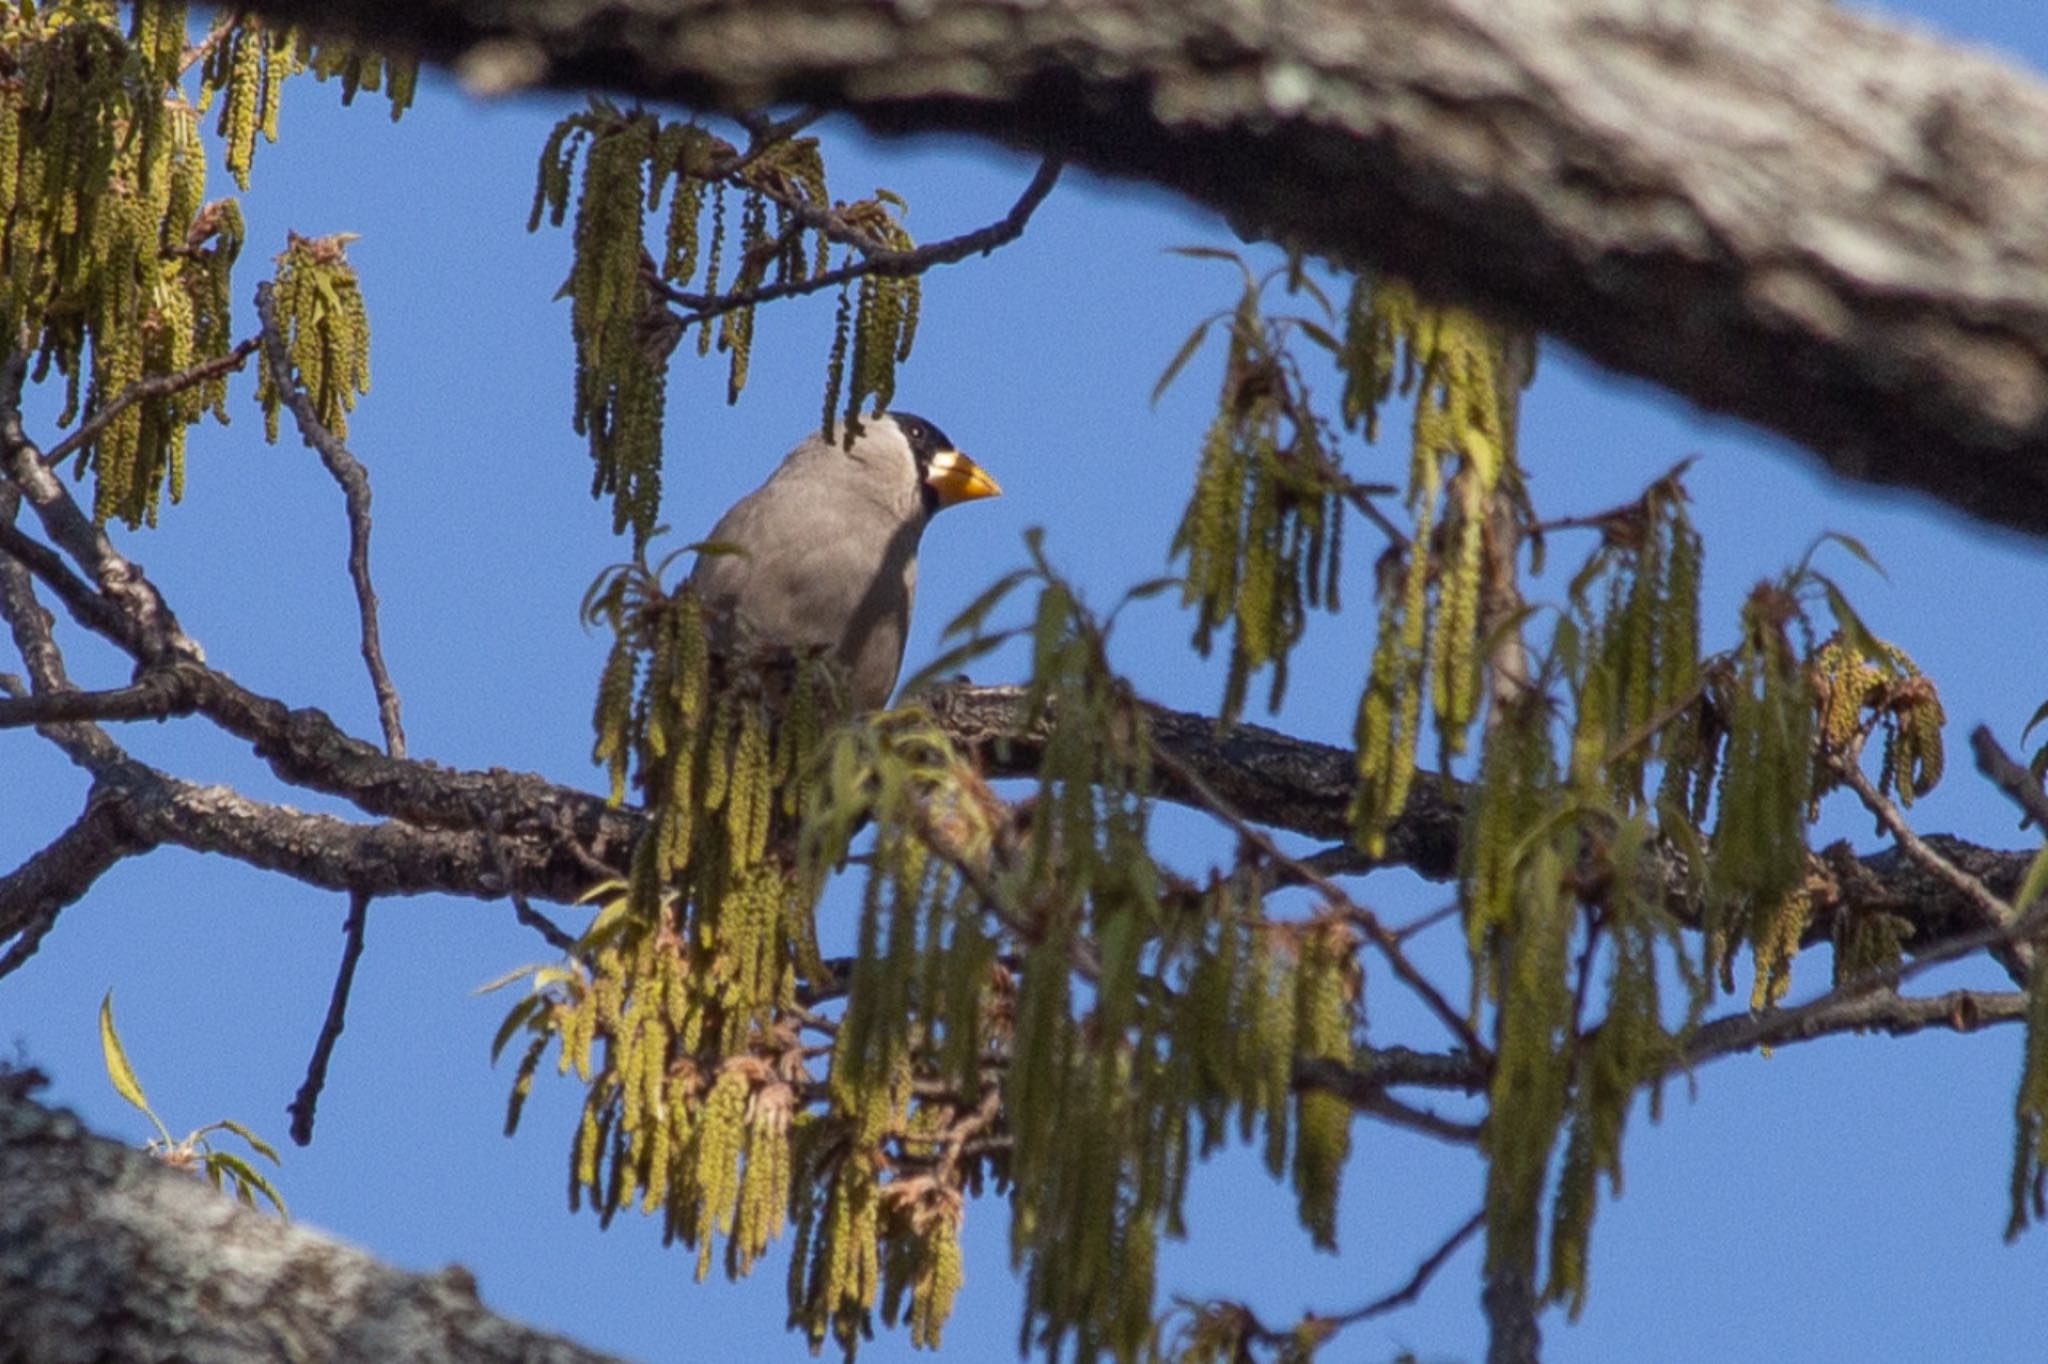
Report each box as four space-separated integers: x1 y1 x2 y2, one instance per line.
899 626 1024 698
2021 698 2048 745
578 897 631 948
1800 530 1888 582
1281 267 1334 318
98 991 153 1118
212 1118 282 1165
941 567 1033 641
1813 575 1893 671
1119 575 1184 606
474 963 543 996
490 995 545 1063
2013 843 2048 917
1292 318 1340 355
206 1149 290 1217
1151 317 1216 406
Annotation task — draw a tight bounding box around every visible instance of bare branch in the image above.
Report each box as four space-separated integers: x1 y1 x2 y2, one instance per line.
652 155 1063 325
1686 987 2025 1066
1679 902 2048 1070
0 788 145 980
1332 1207 1485 1327
41 338 261 468
0 671 205 728
0 493 125 772
481 820 580 954
287 889 372 1146
254 283 406 756
0 517 140 652
1972 724 2048 842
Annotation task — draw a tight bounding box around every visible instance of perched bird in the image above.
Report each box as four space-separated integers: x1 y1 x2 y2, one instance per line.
689 413 1001 711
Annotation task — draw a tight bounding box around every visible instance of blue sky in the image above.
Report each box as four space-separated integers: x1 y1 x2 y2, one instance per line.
5 2 2048 1360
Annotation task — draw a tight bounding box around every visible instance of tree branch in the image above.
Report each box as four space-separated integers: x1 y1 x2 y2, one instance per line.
239 0 2048 540
653 155 1063 325
287 888 373 1146
41 338 261 468
254 283 406 756
1971 724 2048 841
0 670 206 728
0 356 199 664
0 788 146 980
1830 751 2029 981
1685 986 2026 1066
0 1079 632 1364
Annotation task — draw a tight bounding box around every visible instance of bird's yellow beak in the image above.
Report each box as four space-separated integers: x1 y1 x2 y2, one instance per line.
924 448 1001 507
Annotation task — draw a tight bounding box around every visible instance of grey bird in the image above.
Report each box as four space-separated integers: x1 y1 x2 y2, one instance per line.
688 413 1001 711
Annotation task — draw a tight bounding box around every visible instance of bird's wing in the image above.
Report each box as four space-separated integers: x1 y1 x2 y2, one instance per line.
689 458 921 707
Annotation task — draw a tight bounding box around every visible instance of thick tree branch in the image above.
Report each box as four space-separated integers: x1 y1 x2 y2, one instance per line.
242 0 2048 539
0 1076 630 1364
0 788 145 979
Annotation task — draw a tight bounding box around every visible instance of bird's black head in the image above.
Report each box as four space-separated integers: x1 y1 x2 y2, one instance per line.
888 411 958 516
887 412 955 470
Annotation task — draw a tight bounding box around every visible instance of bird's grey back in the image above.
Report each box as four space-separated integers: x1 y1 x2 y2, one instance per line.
688 426 926 709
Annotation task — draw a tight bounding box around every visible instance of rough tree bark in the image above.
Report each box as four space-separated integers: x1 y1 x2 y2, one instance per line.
235 0 2048 540
0 1070 626 1364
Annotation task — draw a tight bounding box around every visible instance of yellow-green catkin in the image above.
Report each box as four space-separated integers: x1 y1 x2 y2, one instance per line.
1 5 265 526
1163 260 1347 723
255 233 371 442
1339 277 1520 851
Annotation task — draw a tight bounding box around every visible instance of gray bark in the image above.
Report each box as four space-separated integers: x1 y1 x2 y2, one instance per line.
0 1072 629 1364
238 0 2048 540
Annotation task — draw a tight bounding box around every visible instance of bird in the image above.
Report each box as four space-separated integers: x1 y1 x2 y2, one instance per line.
688 412 1000 712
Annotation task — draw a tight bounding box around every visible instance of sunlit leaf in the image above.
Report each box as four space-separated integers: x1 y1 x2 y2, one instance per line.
98 992 152 1117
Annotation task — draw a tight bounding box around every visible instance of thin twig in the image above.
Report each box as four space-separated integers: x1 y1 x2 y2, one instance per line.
1224 1206 1486 1354
481 819 579 955
1346 1089 1483 1145
1972 724 2048 836
1329 1207 1486 1326
651 156 1063 325
254 283 406 756
712 107 829 180
1679 905 2048 1068
1831 751 2027 981
1149 743 1488 1060
42 338 260 467
1684 986 2025 1065
178 10 237 77
287 888 371 1146
1393 898 1463 942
